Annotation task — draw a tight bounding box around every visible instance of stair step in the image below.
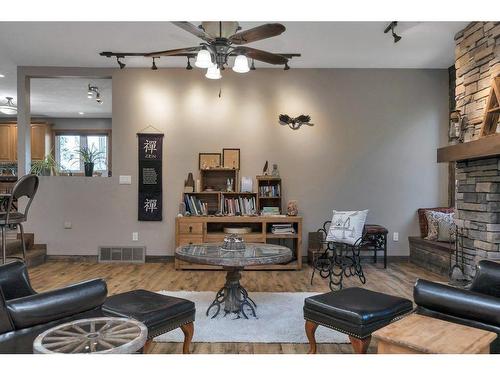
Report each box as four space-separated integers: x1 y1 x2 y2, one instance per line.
4 248 46 268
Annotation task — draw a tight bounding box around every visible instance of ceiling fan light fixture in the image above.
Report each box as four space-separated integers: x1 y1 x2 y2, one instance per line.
195 48 212 69
205 64 221 80
232 55 250 73
0 97 17 115
250 59 256 71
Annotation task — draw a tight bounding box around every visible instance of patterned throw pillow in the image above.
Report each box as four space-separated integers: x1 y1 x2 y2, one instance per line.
425 210 454 241
437 219 456 242
326 210 369 245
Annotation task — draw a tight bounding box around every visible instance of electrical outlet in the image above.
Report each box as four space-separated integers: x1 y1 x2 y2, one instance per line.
64 221 72 229
393 232 399 241
132 232 139 241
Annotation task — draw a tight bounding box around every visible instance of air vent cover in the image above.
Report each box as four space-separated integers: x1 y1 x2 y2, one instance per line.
98 246 145 263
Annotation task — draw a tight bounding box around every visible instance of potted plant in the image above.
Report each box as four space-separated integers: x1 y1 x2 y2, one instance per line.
74 146 105 177
30 153 58 176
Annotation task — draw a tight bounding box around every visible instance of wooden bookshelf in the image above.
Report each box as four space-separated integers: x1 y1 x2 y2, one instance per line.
256 175 282 214
175 215 302 270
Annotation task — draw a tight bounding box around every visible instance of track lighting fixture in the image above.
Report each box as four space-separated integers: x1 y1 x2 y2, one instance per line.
116 56 126 69
250 59 256 71
87 84 103 105
151 58 158 70
284 62 290 71
186 57 193 70
384 21 401 43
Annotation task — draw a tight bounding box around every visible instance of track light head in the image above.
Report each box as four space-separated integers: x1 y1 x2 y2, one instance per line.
116 57 126 69
186 58 193 70
151 58 158 70
250 59 256 71
384 21 402 43
284 62 290 71
96 92 102 104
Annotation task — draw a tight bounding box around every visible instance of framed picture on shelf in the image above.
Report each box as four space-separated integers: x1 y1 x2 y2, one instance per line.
222 148 240 169
199 153 221 170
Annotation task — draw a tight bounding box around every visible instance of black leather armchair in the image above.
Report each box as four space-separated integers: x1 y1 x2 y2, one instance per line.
414 260 500 353
0 261 107 353
0 261 196 354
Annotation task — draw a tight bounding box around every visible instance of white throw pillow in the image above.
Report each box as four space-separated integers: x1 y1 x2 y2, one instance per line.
326 210 369 245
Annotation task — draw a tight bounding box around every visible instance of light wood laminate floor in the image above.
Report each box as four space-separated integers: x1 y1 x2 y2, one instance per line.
28 261 445 354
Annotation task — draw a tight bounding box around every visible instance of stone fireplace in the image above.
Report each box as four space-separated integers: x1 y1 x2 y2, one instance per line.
455 157 500 277
438 22 500 278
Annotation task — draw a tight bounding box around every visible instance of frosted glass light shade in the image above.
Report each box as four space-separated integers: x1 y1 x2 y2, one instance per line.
205 64 221 80
0 97 17 115
232 55 249 73
195 49 212 68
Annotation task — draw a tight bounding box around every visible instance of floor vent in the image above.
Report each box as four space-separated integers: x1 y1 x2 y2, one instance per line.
98 246 146 263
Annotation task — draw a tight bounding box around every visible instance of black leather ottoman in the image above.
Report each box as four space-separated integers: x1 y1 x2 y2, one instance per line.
103 289 195 354
304 287 412 353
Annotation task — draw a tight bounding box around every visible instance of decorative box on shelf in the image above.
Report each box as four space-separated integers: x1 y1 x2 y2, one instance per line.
175 215 303 271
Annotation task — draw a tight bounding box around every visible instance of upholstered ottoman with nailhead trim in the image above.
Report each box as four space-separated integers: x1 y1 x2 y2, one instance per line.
103 289 195 354
304 287 413 353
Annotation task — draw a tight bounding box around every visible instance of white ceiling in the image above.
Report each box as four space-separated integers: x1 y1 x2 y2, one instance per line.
0 21 467 117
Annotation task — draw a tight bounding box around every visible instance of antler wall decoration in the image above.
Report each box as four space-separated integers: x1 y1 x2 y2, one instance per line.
279 114 314 130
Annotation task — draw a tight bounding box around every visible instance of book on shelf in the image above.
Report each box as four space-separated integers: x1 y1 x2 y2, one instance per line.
222 196 257 216
261 206 281 216
184 194 208 216
271 223 296 234
259 185 280 197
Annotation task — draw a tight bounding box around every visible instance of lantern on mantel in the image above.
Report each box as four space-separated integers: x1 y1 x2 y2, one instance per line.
449 110 466 144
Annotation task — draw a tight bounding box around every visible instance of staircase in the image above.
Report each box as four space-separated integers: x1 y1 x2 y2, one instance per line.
3 232 47 267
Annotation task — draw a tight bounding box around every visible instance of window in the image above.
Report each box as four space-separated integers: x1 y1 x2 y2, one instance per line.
54 130 111 175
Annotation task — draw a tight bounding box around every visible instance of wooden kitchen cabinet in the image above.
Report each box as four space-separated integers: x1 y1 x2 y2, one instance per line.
0 125 12 161
0 122 51 161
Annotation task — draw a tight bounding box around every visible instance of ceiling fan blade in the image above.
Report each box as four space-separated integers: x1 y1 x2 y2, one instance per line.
145 46 201 57
234 47 288 65
229 23 286 45
172 21 215 43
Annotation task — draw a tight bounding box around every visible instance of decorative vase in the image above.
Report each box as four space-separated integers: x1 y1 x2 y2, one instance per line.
287 200 298 216
272 164 280 177
84 162 94 177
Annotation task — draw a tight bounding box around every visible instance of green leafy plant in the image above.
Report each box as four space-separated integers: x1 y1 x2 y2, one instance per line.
73 146 105 164
30 153 58 176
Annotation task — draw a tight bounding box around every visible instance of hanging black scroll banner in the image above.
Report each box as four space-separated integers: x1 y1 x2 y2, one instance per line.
138 133 164 221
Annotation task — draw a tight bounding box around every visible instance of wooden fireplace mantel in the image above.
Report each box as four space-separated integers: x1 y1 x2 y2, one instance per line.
437 134 500 162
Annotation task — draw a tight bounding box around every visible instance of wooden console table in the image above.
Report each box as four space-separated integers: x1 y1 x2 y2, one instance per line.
175 216 302 270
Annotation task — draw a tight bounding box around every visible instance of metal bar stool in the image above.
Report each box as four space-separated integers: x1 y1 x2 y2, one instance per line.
0 175 39 264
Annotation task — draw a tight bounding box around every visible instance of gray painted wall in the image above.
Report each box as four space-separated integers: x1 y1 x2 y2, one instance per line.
25 68 449 256
49 117 112 130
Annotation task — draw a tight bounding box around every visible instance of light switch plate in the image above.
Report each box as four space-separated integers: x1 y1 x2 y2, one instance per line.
393 232 399 241
132 232 139 241
64 221 72 229
119 175 132 185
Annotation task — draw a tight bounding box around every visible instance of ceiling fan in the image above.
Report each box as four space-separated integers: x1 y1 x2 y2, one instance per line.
100 21 301 79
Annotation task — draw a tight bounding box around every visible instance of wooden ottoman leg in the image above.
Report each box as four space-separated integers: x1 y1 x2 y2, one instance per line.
143 339 153 354
349 335 371 354
305 320 319 354
180 322 194 354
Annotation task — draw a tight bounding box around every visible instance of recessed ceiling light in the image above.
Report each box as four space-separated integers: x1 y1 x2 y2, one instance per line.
78 112 85 115
0 74 5 78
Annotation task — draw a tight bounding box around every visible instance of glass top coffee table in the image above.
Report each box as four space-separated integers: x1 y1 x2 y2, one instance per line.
176 242 293 319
